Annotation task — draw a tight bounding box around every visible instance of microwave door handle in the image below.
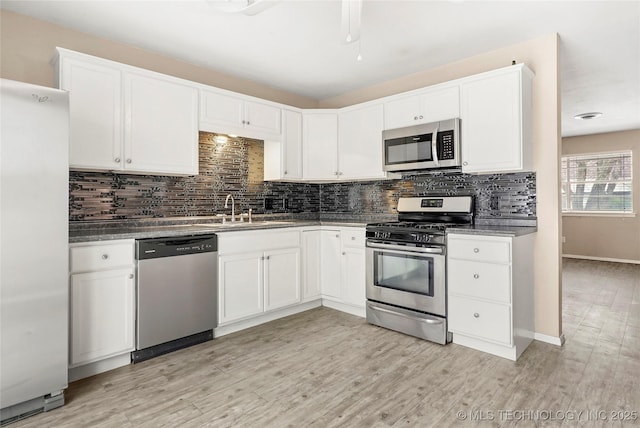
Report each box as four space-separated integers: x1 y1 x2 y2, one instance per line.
431 125 440 166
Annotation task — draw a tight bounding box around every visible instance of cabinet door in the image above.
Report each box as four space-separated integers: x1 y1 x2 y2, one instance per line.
301 231 322 301
218 252 264 323
341 246 366 307
282 110 303 179
320 230 342 299
124 72 199 175
200 90 244 130
383 93 424 129
422 86 460 123
264 248 301 311
245 101 281 136
70 268 135 366
338 104 385 179
60 58 122 170
303 113 338 180
460 70 523 173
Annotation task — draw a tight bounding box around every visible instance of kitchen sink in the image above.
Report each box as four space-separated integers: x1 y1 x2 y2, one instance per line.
193 220 294 228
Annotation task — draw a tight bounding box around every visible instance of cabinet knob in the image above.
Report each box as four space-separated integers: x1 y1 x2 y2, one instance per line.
129 274 134 279
101 254 109 260
473 248 479 253
342 252 346 256
114 157 120 163
335 234 339 238
126 159 132 164
351 237 355 241
473 274 479 279
419 115 423 119
266 255 270 260
284 170 288 175
246 121 250 125
474 313 480 318
463 161 468 166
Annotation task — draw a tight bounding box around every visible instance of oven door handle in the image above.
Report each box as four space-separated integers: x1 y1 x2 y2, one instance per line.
366 241 444 255
367 303 444 325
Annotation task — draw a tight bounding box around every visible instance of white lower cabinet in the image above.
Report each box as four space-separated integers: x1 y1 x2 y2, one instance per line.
447 232 535 361
218 230 301 325
315 227 366 315
69 240 135 368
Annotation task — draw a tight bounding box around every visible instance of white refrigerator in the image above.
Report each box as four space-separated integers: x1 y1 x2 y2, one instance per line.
0 79 69 423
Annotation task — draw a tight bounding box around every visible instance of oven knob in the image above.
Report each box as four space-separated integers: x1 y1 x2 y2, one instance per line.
474 313 480 318
473 274 479 279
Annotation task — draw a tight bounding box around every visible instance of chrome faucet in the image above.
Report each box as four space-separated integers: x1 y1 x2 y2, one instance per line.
224 194 236 222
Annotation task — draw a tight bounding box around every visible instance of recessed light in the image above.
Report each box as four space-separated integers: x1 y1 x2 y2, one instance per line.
574 112 603 120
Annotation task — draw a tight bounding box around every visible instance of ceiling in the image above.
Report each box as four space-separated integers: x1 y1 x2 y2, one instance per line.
2 0 639 137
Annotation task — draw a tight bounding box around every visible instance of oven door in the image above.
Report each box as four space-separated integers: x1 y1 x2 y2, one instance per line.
366 240 446 316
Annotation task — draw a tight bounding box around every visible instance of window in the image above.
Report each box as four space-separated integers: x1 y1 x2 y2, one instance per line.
561 151 633 213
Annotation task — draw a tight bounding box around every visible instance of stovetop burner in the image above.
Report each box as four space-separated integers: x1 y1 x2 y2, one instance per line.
366 196 474 245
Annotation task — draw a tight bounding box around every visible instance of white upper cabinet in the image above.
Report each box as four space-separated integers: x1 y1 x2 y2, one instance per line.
383 86 460 130
56 48 199 176
261 109 302 181
338 103 388 180
282 109 303 179
200 89 281 140
460 64 533 174
123 72 199 175
59 57 123 171
303 112 339 180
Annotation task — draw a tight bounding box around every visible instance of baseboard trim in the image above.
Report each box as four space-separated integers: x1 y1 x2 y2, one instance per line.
321 298 365 318
534 332 565 346
215 300 322 337
69 353 131 382
563 254 640 265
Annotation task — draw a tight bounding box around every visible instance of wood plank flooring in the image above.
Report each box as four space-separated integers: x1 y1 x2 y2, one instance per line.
10 258 640 427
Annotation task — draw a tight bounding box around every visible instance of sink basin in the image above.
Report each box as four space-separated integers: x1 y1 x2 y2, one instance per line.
193 220 294 228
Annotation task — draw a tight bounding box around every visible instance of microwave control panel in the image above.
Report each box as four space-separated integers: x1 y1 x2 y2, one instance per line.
438 130 455 160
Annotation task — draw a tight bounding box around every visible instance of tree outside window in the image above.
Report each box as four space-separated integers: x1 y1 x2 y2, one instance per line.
561 151 633 213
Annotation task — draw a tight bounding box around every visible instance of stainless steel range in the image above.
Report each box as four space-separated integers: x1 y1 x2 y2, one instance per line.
365 196 474 344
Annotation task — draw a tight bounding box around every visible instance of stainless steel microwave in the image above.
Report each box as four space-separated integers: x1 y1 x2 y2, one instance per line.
382 118 461 172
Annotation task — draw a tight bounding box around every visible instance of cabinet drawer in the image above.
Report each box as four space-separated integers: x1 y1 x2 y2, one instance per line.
448 235 511 263
341 229 365 247
70 242 135 273
449 295 512 345
448 260 511 303
219 229 300 254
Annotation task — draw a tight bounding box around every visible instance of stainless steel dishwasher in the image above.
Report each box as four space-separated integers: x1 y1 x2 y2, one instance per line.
133 234 217 363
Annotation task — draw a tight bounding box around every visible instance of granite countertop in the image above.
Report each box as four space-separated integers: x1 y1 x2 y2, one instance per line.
68 217 380 243
446 224 537 237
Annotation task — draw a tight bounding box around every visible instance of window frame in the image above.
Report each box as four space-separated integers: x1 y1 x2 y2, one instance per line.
561 150 634 216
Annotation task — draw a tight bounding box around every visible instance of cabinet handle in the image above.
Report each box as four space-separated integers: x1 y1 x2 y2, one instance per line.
101 254 109 260
473 248 479 253
126 159 132 164
463 161 468 166
474 313 480 318
114 157 120 163
473 274 479 279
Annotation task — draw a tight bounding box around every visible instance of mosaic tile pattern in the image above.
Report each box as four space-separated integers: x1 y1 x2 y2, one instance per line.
69 133 320 221
319 170 536 220
70 133 536 222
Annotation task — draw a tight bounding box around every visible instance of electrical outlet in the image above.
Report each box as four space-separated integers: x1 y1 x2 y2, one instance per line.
264 198 274 210
562 236 566 243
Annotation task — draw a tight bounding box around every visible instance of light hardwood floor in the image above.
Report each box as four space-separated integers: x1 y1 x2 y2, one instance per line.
10 259 640 427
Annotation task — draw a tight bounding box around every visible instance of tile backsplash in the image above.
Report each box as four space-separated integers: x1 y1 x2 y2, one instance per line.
69 133 319 221
69 132 535 222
